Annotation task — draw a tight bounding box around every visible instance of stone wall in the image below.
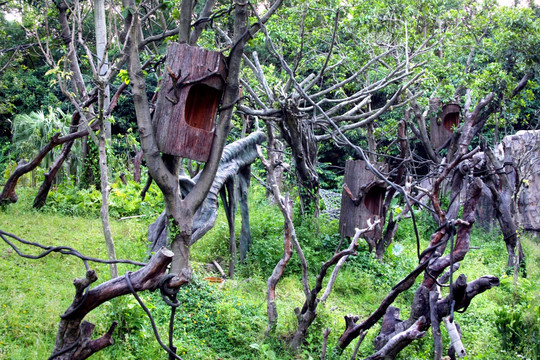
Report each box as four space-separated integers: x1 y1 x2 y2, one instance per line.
496 130 540 233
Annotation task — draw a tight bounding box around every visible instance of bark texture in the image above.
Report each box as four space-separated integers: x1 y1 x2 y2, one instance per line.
98 119 118 279
483 144 524 268
265 196 293 335
279 108 320 215
238 165 252 262
50 248 189 359
338 178 500 359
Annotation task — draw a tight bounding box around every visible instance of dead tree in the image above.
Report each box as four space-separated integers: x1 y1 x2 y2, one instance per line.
238 165 253 262
128 0 285 275
403 71 533 269
50 248 189 360
482 142 525 268
337 178 500 359
290 220 379 350
260 118 380 345
0 229 185 359
258 118 297 335
238 10 427 216
265 194 294 336
245 24 504 357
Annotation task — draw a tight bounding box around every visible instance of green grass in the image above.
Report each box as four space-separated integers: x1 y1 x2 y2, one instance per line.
0 189 148 359
0 185 538 359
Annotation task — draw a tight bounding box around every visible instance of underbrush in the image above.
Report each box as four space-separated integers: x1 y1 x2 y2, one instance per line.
95 275 266 360
7 177 164 219
0 184 538 359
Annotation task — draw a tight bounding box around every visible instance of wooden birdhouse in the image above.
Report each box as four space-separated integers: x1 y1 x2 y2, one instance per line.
430 102 461 150
152 43 227 162
339 160 387 239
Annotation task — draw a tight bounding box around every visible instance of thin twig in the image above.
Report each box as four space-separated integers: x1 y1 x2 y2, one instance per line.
0 230 146 267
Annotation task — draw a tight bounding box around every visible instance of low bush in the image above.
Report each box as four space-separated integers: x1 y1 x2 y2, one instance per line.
40 178 164 218
95 275 266 360
494 276 540 359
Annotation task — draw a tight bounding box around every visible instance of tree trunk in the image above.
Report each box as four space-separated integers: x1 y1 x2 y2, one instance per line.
1 134 61 203
484 144 524 268
34 113 81 209
279 111 319 216
266 196 293 335
170 232 191 275
177 0 193 43
133 148 144 183
96 0 116 275
33 140 75 209
238 166 252 262
220 179 237 278
291 303 318 350
95 0 111 139
50 248 189 360
128 0 253 275
375 120 408 260
98 120 118 279
146 132 266 257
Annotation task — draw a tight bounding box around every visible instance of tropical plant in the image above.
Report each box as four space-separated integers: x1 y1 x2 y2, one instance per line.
10 107 69 168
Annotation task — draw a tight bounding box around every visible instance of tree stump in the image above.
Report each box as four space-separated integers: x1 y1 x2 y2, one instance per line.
430 102 461 150
339 160 386 248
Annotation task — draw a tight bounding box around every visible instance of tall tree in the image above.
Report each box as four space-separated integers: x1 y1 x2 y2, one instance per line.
94 0 117 278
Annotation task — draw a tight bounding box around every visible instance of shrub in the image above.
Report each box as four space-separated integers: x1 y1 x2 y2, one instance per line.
494 276 540 359
41 178 164 218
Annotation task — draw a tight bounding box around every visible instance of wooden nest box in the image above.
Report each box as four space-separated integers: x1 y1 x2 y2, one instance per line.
430 102 461 150
339 160 387 239
153 43 228 162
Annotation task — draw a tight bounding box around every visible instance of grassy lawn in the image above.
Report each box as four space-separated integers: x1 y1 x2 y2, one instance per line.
0 197 148 359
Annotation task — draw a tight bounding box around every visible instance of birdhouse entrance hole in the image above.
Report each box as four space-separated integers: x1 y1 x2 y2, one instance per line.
152 42 227 162
185 84 221 131
442 104 460 132
364 185 385 215
339 160 387 238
